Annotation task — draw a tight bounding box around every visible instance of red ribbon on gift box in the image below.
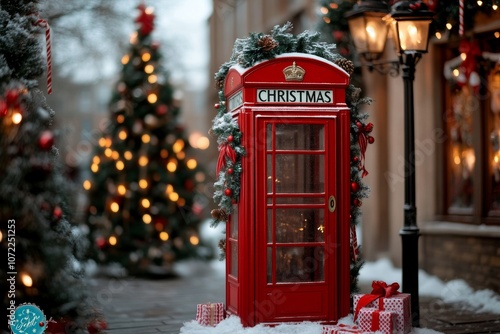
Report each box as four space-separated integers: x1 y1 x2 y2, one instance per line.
354 280 400 320
371 310 380 332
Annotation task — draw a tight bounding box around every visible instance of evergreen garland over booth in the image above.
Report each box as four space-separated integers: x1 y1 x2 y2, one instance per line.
209 23 374 293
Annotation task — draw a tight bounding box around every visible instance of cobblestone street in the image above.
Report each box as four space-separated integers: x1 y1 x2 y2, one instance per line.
88 260 500 334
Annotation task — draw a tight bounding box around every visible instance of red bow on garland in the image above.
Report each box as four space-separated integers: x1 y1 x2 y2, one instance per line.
357 122 374 178
136 4 155 36
216 142 236 176
354 281 400 320
457 40 481 89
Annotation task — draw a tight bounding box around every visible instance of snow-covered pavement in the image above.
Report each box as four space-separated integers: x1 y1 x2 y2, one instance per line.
179 258 500 334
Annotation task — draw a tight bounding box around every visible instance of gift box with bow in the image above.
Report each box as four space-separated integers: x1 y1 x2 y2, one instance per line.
322 323 374 334
357 308 396 334
195 302 225 327
353 281 411 334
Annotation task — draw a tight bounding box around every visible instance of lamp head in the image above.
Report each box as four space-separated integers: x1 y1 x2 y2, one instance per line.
384 0 434 55
345 1 390 62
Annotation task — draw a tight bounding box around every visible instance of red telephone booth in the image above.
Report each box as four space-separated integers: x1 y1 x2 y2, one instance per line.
224 53 351 326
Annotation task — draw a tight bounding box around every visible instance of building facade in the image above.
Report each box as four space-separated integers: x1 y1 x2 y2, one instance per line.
209 0 500 293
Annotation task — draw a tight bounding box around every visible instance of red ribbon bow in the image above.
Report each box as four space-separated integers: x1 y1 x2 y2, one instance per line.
354 281 400 320
457 40 481 89
358 132 369 177
216 143 236 176
136 3 155 36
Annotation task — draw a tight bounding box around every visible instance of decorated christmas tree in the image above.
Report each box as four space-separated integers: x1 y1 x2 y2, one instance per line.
0 0 100 332
85 3 206 276
210 23 373 293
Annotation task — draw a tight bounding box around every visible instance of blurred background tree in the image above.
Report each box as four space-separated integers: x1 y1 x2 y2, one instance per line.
0 0 101 331
84 4 208 277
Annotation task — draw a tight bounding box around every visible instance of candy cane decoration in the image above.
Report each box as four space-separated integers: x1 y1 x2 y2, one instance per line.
34 18 52 94
459 0 464 36
350 225 359 262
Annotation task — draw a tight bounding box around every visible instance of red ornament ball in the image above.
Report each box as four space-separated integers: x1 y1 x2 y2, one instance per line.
423 0 438 11
368 136 375 144
227 168 234 175
355 121 363 129
5 89 19 105
39 322 45 327
184 179 194 191
214 103 220 109
227 135 234 142
96 237 106 249
0 99 7 116
38 130 55 150
364 122 374 133
156 104 168 115
353 198 362 207
53 206 63 220
351 182 360 192
224 188 232 196
353 156 359 163
333 31 344 42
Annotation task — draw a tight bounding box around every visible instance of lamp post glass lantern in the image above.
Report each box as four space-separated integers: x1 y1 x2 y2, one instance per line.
384 1 434 55
345 0 390 61
345 0 434 328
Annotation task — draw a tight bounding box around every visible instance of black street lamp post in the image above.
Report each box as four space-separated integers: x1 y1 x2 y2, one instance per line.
346 0 434 328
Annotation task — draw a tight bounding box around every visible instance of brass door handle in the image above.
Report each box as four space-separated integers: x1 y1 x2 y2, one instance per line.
328 195 336 212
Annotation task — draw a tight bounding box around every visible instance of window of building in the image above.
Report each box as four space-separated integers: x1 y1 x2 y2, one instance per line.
441 30 500 223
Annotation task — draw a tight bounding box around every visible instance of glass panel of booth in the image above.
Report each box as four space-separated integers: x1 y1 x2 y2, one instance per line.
229 205 238 278
230 205 238 239
275 208 325 243
264 120 328 284
275 154 324 193
275 123 324 150
275 246 324 283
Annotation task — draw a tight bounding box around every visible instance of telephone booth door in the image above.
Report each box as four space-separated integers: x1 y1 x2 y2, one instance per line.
223 53 352 327
254 112 349 323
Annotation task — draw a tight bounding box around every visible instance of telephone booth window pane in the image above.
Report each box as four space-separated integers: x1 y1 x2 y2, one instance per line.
267 247 272 283
275 124 325 150
267 154 273 193
267 209 273 243
230 205 238 239
276 247 324 283
275 208 325 243
275 197 324 204
275 154 324 193
266 124 273 150
230 242 238 278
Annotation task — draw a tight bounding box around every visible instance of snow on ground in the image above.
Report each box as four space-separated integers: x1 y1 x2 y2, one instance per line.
180 314 441 334
179 257 499 334
359 258 500 314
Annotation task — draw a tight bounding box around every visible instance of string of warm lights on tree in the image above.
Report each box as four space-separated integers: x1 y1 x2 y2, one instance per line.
84 3 208 275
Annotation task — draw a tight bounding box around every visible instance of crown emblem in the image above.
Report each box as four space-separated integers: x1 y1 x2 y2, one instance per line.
283 61 305 81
